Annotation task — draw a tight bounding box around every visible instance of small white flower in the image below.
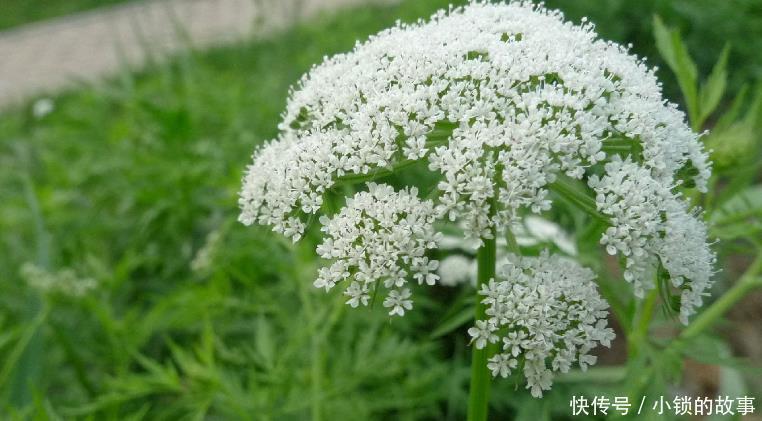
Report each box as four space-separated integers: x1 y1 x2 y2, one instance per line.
525 359 554 398
551 348 575 373
502 330 527 357
403 136 428 160
344 281 370 308
578 353 598 371
487 354 518 378
383 288 413 317
412 257 440 285
468 319 498 349
477 278 503 306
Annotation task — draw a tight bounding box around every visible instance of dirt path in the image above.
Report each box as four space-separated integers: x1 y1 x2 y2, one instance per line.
0 0 396 109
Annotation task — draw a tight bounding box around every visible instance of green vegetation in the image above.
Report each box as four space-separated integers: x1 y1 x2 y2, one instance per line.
0 0 130 31
0 2 466 418
544 0 762 98
1 0 761 419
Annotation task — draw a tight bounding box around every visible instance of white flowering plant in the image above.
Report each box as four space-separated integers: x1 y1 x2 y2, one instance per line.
238 2 727 419
2 0 762 418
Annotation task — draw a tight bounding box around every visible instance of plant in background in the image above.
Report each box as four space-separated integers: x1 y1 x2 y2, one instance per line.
239 2 715 419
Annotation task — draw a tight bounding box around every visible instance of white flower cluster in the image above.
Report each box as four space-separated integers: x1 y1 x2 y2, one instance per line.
20 263 97 298
589 157 715 323
469 252 615 397
239 1 709 242
238 1 715 330
315 183 441 315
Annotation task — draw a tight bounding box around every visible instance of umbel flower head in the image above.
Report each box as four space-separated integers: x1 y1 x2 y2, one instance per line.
315 182 441 314
239 0 715 396
469 252 615 397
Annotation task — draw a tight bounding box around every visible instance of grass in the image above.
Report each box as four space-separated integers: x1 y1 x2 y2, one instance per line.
0 0 760 419
0 1 471 418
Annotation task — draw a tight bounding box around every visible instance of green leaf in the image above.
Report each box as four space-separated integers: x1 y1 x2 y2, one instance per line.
705 83 762 169
254 316 275 370
712 184 762 223
710 184 762 240
714 84 749 131
132 351 182 391
680 334 752 369
653 15 678 73
742 82 762 129
704 122 756 170
653 15 699 128
698 44 730 127
671 36 699 127
671 32 698 85
0 305 49 406
31 393 65 421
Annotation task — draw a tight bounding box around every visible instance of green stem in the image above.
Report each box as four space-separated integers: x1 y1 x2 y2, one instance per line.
292 241 323 421
624 289 659 403
310 334 322 421
504 228 520 255
468 223 497 421
627 288 658 359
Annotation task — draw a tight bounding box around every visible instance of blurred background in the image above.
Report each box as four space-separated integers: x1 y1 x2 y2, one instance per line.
0 0 760 419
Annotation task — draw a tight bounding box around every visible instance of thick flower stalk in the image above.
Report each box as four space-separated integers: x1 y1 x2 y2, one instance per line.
238 0 715 407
